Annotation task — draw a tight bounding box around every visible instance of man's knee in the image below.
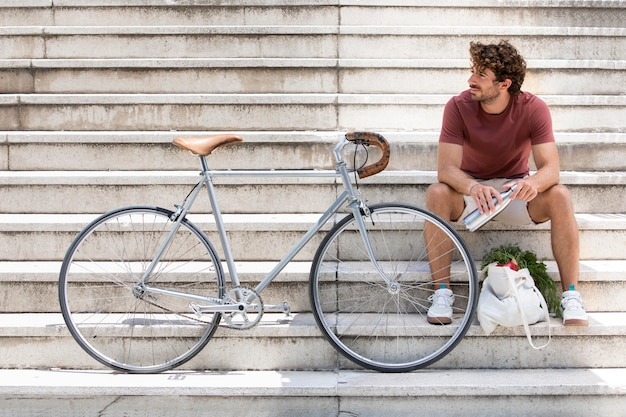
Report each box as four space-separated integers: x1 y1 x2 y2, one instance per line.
426 183 464 220
552 184 572 200
543 184 574 208
530 184 574 221
426 183 451 206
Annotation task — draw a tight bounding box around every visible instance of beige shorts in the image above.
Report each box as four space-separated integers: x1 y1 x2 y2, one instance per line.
456 178 537 226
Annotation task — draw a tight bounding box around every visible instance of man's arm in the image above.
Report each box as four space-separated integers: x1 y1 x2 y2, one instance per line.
438 142 506 214
506 141 560 202
437 142 476 195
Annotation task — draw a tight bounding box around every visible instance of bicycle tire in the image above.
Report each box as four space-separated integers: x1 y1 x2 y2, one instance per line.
59 206 225 373
309 203 478 372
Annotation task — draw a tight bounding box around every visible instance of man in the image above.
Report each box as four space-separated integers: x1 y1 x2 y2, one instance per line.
425 40 588 326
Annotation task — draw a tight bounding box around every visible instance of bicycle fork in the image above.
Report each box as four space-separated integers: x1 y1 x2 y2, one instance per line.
348 198 400 294
337 159 399 293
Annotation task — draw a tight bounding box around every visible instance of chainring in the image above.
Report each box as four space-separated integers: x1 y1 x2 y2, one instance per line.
223 287 264 330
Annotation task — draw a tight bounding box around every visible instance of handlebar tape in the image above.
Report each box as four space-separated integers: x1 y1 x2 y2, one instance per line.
345 132 390 179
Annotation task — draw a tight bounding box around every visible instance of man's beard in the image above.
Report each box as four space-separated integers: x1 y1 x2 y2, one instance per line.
469 85 501 104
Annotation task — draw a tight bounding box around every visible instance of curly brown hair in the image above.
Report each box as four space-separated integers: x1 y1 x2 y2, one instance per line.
469 40 527 96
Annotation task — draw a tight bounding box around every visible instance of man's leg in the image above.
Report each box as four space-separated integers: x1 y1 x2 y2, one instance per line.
425 183 466 287
424 183 466 324
528 184 587 325
527 184 579 291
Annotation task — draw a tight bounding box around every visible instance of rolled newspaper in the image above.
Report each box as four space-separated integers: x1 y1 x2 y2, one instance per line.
463 184 517 232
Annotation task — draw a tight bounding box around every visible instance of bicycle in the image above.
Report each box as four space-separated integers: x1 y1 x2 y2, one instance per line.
58 131 478 373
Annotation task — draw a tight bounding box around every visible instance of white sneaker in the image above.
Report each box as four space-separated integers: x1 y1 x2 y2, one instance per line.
427 288 454 325
561 290 588 326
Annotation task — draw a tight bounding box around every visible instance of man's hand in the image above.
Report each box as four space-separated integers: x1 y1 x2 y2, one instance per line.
469 183 502 214
504 179 538 202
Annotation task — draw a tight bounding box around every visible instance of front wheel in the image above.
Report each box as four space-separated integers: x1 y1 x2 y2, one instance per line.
309 203 478 372
59 206 225 373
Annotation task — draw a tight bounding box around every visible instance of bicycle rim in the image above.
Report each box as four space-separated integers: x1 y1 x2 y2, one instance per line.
309 203 478 372
59 206 225 373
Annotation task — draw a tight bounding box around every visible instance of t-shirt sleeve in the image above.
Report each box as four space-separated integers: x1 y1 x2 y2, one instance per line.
439 97 465 146
529 97 555 145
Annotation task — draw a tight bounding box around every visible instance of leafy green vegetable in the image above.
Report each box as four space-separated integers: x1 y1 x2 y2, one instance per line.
481 244 561 317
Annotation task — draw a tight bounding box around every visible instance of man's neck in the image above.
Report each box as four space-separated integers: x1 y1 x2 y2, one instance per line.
480 93 511 115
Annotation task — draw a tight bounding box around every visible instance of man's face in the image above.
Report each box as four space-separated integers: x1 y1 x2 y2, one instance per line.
467 67 503 104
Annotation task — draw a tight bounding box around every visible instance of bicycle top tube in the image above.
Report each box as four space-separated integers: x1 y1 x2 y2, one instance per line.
172 131 390 180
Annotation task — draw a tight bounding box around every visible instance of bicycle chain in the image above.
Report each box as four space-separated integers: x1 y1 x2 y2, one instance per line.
140 296 216 325
138 290 263 331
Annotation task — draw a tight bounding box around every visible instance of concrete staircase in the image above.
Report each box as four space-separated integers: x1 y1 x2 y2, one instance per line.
1 1 625 415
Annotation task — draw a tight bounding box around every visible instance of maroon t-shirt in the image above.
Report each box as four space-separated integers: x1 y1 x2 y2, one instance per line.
439 90 555 179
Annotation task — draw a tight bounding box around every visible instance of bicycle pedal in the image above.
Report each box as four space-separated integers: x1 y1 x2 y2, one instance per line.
264 301 291 317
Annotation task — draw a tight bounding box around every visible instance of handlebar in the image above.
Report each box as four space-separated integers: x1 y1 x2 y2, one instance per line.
345 131 390 179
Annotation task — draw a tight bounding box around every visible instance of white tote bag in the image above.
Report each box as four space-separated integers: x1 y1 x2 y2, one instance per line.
477 263 551 349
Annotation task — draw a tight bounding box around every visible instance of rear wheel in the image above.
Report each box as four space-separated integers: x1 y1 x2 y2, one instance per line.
59 206 225 373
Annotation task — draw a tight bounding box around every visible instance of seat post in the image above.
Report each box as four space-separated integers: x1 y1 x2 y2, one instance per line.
200 155 210 173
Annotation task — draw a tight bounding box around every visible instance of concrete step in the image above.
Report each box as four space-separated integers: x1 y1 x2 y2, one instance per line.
0 312 624 370
1 93 624 131
0 170 624 214
1 367 625 417
339 26 626 61
1 212 625 262
6 0 626 28
0 1 339 27
341 2 626 28
3 131 626 172
1 25 624 60
2 58 624 95
0 26 339 60
1 260 624 314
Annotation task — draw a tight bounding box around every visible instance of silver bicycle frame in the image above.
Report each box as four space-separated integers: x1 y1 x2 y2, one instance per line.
143 137 393 311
